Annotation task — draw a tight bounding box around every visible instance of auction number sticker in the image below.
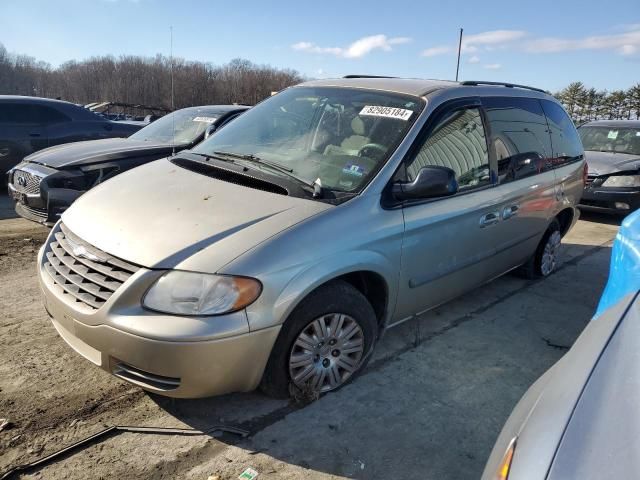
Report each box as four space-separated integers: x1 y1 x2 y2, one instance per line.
607 130 619 139
193 116 217 123
360 105 413 121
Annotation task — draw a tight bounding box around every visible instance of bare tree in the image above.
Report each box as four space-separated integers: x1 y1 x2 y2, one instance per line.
0 43 304 108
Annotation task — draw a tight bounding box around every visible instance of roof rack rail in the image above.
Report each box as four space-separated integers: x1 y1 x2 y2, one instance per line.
342 75 397 79
460 80 549 94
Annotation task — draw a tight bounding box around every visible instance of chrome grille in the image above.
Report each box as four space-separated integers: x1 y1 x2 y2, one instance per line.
43 223 139 310
12 169 42 195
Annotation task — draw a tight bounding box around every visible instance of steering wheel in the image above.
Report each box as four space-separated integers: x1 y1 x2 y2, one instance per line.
357 143 387 159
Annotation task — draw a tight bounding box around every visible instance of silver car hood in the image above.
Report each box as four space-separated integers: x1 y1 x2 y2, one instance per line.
62 158 332 270
547 294 640 480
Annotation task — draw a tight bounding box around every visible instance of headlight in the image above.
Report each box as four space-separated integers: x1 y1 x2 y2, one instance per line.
143 271 262 316
602 175 640 187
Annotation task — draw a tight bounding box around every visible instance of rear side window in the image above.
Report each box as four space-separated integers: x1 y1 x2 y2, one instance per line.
483 97 553 184
406 107 490 191
540 100 583 167
0 104 35 123
0 103 70 124
32 105 70 125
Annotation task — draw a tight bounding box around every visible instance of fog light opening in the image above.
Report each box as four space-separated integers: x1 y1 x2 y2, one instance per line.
615 202 630 210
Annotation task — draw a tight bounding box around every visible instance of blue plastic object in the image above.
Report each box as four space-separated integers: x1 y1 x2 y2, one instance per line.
595 209 640 318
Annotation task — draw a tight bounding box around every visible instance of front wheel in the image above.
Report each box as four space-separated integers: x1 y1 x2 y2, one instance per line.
260 280 378 399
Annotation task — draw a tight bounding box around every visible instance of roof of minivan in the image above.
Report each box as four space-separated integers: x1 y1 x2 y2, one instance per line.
297 77 552 99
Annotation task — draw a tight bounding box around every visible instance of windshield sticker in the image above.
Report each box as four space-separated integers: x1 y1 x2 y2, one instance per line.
193 116 217 123
360 105 413 121
343 164 366 177
636 132 640 136
607 130 619 140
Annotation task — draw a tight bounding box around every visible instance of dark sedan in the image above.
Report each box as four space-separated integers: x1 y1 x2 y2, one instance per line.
482 208 640 480
0 95 141 177
7 105 248 225
578 120 640 215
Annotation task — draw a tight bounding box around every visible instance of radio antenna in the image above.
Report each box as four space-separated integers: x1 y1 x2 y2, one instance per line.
170 26 176 155
455 28 463 82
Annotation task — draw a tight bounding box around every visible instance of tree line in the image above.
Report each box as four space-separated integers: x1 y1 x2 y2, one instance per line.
1 42 638 122
554 81 640 124
0 43 303 109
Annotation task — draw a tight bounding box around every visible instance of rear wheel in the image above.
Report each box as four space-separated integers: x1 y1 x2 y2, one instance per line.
260 280 377 399
517 219 562 279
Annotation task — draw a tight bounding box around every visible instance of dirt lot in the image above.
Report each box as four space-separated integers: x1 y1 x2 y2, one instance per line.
0 192 621 480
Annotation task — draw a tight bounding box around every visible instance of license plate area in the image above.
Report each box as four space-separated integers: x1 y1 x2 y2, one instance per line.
11 189 26 203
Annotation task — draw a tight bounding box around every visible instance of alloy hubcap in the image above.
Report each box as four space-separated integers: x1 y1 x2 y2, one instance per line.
288 313 365 392
541 230 562 276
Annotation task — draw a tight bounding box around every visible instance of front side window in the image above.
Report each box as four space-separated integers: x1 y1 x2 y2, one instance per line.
405 107 490 191
130 108 222 144
484 97 553 184
192 87 423 193
540 100 583 167
578 126 640 156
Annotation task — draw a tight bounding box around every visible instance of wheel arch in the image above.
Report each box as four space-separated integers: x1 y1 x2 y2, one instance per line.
556 207 576 236
273 252 396 332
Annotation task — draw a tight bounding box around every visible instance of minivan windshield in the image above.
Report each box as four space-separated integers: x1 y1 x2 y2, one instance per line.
579 125 640 155
192 87 423 193
130 108 220 144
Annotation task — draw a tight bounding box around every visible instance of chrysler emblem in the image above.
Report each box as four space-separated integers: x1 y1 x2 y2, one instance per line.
67 238 107 263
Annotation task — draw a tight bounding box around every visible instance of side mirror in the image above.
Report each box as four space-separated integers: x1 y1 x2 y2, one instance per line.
393 166 458 200
204 124 217 139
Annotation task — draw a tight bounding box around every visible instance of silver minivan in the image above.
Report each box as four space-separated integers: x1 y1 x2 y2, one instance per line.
37 77 585 398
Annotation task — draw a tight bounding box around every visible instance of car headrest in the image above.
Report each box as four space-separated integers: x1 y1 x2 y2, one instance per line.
351 116 365 136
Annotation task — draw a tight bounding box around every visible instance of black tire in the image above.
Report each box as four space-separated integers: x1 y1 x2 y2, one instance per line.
260 280 378 399
516 219 562 279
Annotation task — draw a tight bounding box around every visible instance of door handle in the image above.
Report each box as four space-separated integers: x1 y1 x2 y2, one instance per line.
29 133 41 137
479 211 500 227
502 204 519 220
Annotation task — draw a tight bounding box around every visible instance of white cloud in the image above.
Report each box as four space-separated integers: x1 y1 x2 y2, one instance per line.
483 63 502 70
524 30 640 55
292 35 411 59
463 30 527 49
421 30 526 58
468 55 481 64
421 46 453 57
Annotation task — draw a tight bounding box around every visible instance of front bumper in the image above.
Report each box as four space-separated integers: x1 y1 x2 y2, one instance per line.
579 187 640 214
37 243 280 398
8 165 79 226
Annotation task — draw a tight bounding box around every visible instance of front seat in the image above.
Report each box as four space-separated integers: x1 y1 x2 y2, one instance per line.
324 116 370 156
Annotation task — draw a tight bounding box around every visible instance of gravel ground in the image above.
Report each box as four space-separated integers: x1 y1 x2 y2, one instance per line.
0 193 620 480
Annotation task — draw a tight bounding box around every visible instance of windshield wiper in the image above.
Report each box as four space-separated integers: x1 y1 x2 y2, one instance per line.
190 152 235 163
211 151 323 198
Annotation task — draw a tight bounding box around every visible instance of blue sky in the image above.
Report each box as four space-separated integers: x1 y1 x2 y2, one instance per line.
2 0 639 92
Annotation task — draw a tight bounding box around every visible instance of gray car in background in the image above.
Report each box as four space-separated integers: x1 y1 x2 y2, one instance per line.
37 77 584 398
482 209 640 480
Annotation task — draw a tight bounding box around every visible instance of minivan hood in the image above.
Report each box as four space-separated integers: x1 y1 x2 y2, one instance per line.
585 150 640 176
62 159 332 270
25 138 175 169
